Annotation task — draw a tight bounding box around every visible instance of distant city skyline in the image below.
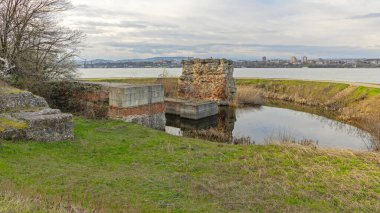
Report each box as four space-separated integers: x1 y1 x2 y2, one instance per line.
64 0 380 60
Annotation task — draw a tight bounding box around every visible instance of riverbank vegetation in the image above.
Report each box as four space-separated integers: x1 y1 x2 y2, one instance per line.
0 118 379 212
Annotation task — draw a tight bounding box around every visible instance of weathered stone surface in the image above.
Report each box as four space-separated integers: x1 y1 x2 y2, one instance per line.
0 84 74 142
0 92 48 112
12 109 73 142
107 84 166 129
109 84 164 108
165 98 219 120
108 103 166 130
178 59 236 105
165 98 187 116
123 113 166 130
33 81 110 119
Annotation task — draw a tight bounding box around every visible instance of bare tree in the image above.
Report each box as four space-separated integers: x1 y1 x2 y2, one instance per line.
0 0 83 88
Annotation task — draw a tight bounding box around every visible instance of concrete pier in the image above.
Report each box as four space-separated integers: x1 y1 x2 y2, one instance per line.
108 84 166 130
165 98 218 120
109 84 164 108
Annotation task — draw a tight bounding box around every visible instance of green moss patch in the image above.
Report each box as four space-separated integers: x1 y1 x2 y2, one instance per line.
0 85 24 95
0 117 28 132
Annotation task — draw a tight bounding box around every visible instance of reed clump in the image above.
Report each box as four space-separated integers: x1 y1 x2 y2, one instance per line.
156 69 178 98
236 85 265 106
264 131 319 149
183 128 253 145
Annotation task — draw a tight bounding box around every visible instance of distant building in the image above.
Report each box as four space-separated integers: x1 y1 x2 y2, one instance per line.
316 58 324 65
262 56 267 62
290 56 297 64
302 56 308 64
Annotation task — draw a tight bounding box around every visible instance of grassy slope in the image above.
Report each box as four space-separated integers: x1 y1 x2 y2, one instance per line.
236 79 380 103
0 118 379 212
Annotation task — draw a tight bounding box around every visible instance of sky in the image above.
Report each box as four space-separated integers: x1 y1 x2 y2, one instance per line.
63 0 380 60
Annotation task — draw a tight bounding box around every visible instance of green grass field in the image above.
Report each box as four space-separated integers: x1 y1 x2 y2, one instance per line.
0 118 379 212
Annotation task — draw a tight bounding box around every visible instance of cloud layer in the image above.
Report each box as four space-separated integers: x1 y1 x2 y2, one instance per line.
64 0 380 59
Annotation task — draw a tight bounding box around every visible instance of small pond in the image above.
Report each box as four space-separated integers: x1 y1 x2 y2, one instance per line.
165 106 372 151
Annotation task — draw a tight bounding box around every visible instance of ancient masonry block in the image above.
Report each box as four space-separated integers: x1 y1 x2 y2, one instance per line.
0 88 73 142
178 59 237 105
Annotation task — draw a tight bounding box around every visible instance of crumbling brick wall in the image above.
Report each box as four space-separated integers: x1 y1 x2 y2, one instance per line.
33 81 110 119
178 59 236 105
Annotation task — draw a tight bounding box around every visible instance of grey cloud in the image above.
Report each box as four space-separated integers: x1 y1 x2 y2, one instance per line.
99 42 380 58
71 4 139 18
67 0 380 59
75 21 147 29
349 13 380 19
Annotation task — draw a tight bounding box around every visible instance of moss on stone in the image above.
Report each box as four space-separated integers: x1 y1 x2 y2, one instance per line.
0 117 28 132
0 86 24 95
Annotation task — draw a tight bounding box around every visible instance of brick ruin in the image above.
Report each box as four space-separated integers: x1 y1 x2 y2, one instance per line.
178 59 236 105
36 81 166 130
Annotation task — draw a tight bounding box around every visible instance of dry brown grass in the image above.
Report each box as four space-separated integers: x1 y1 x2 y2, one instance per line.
359 118 380 151
236 85 265 106
264 131 319 149
0 190 87 213
155 77 178 98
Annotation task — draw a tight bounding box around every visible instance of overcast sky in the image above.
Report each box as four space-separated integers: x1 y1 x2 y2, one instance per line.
63 0 380 60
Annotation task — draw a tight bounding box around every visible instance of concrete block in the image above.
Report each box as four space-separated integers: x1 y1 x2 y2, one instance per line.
180 101 219 120
109 84 164 108
165 98 187 115
165 98 219 120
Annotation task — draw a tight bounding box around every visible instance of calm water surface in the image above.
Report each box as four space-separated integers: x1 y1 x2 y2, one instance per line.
78 68 380 84
166 106 371 151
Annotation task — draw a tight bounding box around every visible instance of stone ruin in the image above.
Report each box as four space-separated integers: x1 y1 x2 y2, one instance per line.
178 59 236 105
0 84 73 142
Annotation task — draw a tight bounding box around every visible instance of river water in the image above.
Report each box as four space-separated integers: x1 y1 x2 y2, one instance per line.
166 106 371 151
78 68 380 84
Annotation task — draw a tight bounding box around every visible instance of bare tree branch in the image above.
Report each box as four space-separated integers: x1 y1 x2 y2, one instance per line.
0 0 83 87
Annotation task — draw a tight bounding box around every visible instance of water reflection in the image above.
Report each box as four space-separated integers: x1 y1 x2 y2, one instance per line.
165 107 235 137
165 106 372 151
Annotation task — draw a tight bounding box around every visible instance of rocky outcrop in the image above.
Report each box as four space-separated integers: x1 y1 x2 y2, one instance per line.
0 85 73 142
178 59 236 105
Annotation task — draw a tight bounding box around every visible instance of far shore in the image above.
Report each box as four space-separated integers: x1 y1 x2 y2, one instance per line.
81 77 380 89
